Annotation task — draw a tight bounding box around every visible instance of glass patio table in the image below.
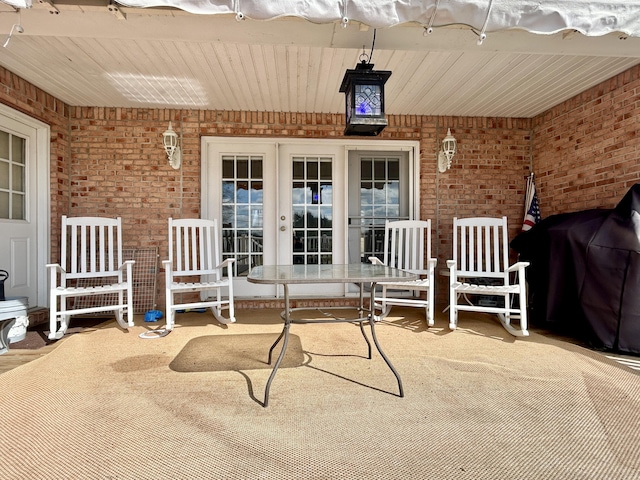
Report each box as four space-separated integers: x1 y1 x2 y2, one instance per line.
247 264 418 407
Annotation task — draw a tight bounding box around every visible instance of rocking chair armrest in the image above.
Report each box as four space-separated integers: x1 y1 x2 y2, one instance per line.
46 263 66 288
427 258 437 271
46 263 65 273
217 258 235 276
507 261 530 272
368 256 385 266
446 260 457 284
117 260 136 272
161 259 173 275
161 260 174 287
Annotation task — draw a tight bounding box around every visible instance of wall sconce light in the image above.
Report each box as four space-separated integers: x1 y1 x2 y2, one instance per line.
162 121 181 169
437 128 457 173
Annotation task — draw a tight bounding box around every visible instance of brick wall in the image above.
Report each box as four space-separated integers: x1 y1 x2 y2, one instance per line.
431 117 532 303
532 64 640 215
68 108 192 251
6 62 639 312
65 110 530 306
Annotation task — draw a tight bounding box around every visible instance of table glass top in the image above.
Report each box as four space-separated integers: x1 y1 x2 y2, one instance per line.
247 264 418 284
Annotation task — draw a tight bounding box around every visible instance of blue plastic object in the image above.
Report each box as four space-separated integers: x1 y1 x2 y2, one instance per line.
144 310 164 322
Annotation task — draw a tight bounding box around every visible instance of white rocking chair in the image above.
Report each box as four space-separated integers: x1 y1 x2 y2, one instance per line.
47 216 135 340
163 218 236 331
369 220 437 326
447 216 529 337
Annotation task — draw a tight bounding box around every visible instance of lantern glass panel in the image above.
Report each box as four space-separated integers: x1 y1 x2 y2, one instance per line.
164 131 178 149
355 84 382 116
345 89 352 123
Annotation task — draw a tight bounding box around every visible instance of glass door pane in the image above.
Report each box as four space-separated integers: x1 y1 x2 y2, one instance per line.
203 140 277 297
360 155 401 263
205 138 417 299
348 151 410 264
0 130 26 220
221 154 264 277
291 156 333 265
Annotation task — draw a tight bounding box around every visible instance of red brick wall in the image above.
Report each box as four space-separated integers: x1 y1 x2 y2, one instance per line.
18 61 640 310
65 109 531 306
68 108 193 251
430 117 532 303
65 108 424 263
532 64 640 215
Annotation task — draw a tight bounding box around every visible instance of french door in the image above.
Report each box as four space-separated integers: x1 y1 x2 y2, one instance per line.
202 138 418 299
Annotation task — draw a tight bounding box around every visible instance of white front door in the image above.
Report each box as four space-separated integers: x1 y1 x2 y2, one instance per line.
202 138 419 299
0 106 49 308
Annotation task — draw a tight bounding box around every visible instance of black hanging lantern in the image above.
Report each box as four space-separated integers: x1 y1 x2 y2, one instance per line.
339 60 392 136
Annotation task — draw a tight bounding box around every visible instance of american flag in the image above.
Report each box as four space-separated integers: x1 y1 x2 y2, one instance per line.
522 175 541 231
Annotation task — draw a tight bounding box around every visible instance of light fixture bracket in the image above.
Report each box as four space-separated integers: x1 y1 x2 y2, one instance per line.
437 151 450 173
38 0 60 15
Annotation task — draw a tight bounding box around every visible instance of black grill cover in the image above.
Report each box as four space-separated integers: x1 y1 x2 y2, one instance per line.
511 184 640 354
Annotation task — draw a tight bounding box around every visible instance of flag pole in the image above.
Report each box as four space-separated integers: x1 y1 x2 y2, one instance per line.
522 172 540 232
524 173 534 218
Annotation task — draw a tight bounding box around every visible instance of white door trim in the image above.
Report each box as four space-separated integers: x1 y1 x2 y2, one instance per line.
0 104 50 308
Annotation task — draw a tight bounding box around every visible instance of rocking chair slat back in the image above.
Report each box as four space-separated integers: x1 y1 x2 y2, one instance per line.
369 219 437 326
169 219 221 277
62 216 123 279
385 220 428 273
47 215 134 340
454 217 509 280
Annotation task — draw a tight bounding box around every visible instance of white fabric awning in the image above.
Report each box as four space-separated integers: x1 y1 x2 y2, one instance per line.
2 0 640 38
117 0 640 37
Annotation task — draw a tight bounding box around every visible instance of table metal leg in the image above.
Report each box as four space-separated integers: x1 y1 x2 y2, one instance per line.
263 280 403 406
358 282 372 359
368 281 404 397
267 329 286 364
263 284 292 407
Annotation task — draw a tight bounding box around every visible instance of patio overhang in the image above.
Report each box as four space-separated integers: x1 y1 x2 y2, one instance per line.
0 0 638 115
101 1 640 38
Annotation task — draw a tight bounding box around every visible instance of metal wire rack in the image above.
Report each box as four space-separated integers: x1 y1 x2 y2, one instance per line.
73 248 159 315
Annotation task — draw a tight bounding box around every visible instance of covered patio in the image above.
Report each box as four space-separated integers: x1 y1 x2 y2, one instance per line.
3 307 640 478
0 2 639 476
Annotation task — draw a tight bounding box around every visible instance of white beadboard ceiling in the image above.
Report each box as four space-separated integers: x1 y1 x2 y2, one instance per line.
0 1 638 118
